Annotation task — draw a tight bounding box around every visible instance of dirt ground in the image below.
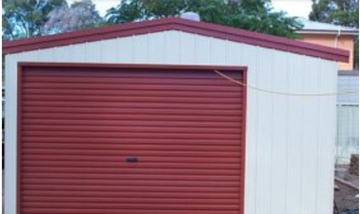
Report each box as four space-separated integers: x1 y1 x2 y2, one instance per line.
334 166 359 213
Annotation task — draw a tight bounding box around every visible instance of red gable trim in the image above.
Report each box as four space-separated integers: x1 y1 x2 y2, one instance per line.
3 17 349 62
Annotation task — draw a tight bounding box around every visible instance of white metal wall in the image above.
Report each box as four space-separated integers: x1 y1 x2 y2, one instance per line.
5 30 338 214
336 104 359 165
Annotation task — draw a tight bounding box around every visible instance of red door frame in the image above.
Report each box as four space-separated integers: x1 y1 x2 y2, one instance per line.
17 62 247 214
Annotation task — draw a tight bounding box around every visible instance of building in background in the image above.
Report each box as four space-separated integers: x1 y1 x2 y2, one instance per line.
336 71 359 164
297 18 358 70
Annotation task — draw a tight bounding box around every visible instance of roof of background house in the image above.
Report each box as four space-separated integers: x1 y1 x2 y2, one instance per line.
2 17 349 62
337 70 359 104
297 18 359 35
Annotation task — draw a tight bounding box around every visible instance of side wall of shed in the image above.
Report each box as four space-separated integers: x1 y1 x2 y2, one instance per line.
5 30 337 214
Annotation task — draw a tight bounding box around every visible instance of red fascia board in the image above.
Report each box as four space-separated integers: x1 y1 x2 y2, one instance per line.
3 17 349 62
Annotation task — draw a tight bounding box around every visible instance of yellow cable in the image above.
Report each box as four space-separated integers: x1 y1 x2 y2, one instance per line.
214 70 359 97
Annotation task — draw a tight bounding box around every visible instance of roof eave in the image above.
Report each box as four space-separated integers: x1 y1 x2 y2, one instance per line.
298 30 359 35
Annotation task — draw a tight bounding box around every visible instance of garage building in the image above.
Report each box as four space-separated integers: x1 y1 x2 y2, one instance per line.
3 17 349 214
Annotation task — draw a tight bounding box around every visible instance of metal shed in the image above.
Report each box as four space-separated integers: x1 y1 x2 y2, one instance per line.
3 18 349 214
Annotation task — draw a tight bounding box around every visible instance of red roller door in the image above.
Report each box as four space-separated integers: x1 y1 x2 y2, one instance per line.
17 63 247 214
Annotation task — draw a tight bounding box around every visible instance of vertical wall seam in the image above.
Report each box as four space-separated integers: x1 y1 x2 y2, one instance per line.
254 46 260 214
269 49 274 214
315 59 321 213
225 40 229 65
253 46 259 214
131 36 135 61
284 53 290 214
146 33 150 63
299 56 306 214
193 34 197 64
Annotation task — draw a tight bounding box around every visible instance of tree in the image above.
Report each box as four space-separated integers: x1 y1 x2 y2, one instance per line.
106 0 303 38
43 0 105 34
309 0 359 68
309 0 358 28
2 0 67 41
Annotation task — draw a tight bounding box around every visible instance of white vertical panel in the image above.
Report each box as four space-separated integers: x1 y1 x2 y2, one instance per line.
317 60 337 214
19 50 39 62
163 31 180 64
210 38 226 65
52 46 72 62
270 51 289 214
133 34 149 63
254 47 273 214
148 32 165 63
226 41 242 66
5 55 18 214
100 39 119 63
285 53 305 214
85 41 101 62
179 32 196 64
301 56 320 214
194 35 211 65
240 43 258 214
117 36 134 63
68 44 86 63
37 47 55 62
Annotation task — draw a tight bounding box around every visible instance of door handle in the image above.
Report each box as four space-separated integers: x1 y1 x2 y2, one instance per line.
126 157 138 163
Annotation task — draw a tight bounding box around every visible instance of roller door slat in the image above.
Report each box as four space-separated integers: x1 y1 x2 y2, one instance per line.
22 184 239 193
22 137 239 145
21 148 240 158
23 88 241 98
23 125 240 134
22 196 239 204
22 94 241 104
22 166 240 175
22 160 240 169
22 154 240 163
22 202 239 210
23 82 241 92
22 131 239 140
23 100 241 109
22 208 239 214
23 69 241 79
23 75 236 85
22 172 239 181
21 143 239 151
22 190 239 199
22 112 241 122
22 178 239 187
23 106 241 116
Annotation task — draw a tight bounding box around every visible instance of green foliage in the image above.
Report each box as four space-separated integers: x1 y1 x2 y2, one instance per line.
106 0 302 38
309 0 359 28
2 0 105 40
43 0 105 34
2 0 67 40
309 0 359 68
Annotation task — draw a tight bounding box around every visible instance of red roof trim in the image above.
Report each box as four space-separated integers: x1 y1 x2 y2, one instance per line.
3 17 349 62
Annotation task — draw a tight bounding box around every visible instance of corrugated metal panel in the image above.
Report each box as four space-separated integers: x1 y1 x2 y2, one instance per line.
18 65 245 214
336 104 359 164
337 75 359 104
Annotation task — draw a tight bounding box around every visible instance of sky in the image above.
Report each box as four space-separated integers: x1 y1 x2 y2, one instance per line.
67 0 313 18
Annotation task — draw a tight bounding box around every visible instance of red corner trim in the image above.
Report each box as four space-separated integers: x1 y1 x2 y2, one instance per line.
3 17 349 62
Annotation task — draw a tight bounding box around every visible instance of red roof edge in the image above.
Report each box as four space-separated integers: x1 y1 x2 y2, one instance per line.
3 17 349 62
